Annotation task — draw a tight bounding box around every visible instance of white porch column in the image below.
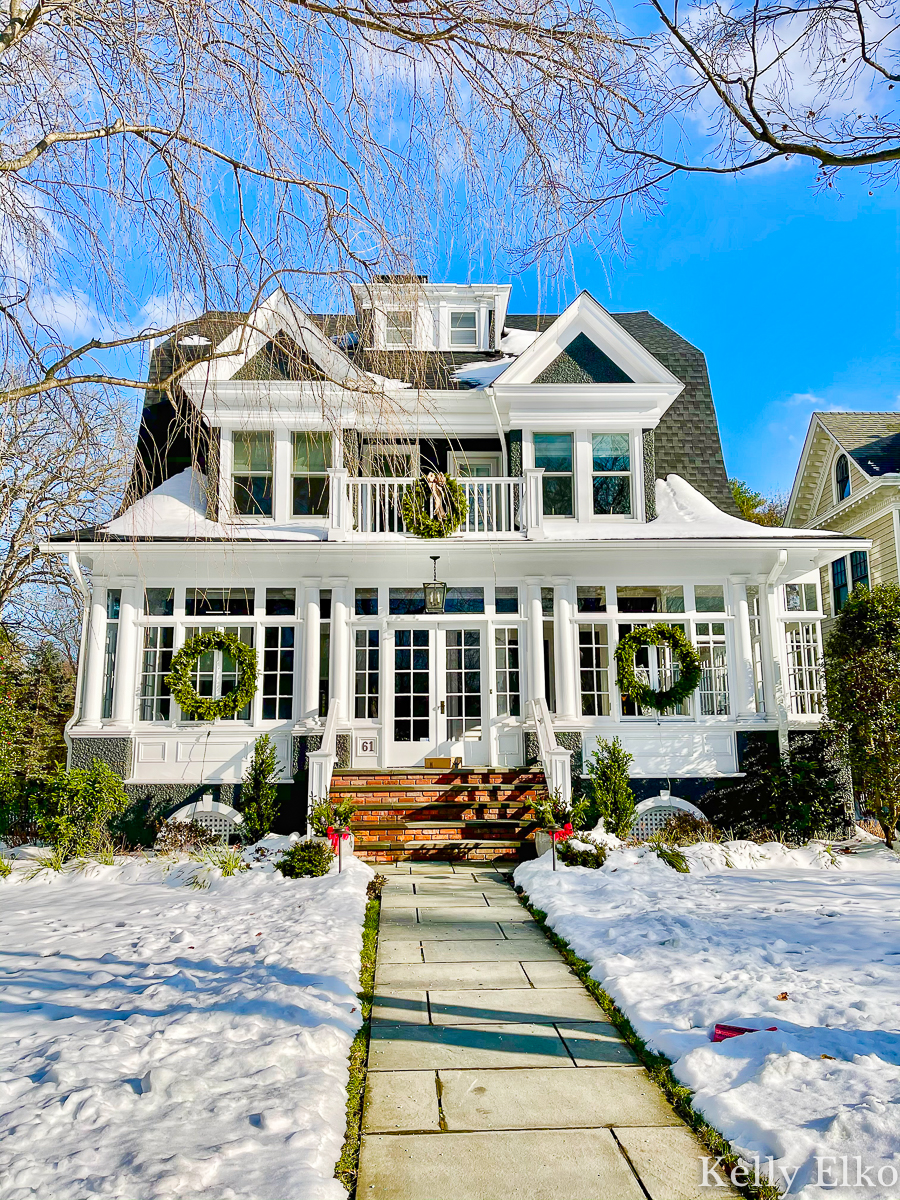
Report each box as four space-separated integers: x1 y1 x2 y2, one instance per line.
553 578 578 720
330 580 351 719
110 580 139 726
762 582 790 752
301 580 321 722
525 578 545 703
730 577 756 716
80 584 108 727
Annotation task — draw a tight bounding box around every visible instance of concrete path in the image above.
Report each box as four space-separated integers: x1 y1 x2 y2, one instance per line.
357 862 726 1199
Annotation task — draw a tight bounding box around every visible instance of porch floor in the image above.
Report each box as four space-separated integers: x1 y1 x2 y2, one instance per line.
358 864 726 1198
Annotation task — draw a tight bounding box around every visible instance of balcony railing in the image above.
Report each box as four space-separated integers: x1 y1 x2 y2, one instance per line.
332 471 543 539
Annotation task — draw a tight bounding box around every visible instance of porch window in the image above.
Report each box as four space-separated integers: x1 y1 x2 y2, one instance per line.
292 431 331 517
831 557 848 612
695 585 725 613
140 626 174 721
183 626 254 721
389 587 425 615
145 588 174 616
851 550 869 592
356 587 378 616
386 310 412 346
578 624 610 716
494 628 521 716
450 311 478 346
616 585 684 614
695 622 729 715
262 627 294 720
101 589 121 719
577 586 606 613
444 586 485 614
233 431 273 516
785 620 823 715
495 586 519 614
265 587 296 616
591 434 631 515
534 433 573 516
186 588 253 617
784 582 817 612
355 629 379 718
618 622 690 716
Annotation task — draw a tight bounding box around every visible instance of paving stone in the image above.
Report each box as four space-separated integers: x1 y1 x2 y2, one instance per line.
368 1023 574 1070
375 941 424 964
437 1066 679 1130
421 939 558 963
497 921 541 938
408 922 510 941
412 883 511 897
428 987 604 1025
357 1128 646 1199
363 1069 441 1133
556 1022 642 1066
382 895 492 909
520 960 582 988
614 1126 737 1199
376 960 531 990
371 988 430 1025
418 906 533 924
408 862 456 873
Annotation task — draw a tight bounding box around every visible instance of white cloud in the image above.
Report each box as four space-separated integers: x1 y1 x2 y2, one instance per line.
137 290 202 333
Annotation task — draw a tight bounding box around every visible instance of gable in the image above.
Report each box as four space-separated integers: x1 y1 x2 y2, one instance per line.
231 331 327 382
534 333 633 385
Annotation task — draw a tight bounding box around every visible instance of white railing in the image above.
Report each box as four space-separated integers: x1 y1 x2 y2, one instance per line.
530 696 572 808
346 475 537 537
307 697 340 805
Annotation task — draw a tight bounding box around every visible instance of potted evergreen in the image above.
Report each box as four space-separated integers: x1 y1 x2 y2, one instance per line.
308 798 357 859
531 789 580 857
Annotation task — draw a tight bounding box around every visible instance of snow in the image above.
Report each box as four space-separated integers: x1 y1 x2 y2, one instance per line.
450 356 515 387
0 847 372 1200
499 328 541 355
514 839 900 1198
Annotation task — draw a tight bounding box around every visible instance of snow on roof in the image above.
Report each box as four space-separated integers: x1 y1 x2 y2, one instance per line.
101 469 325 541
450 326 541 387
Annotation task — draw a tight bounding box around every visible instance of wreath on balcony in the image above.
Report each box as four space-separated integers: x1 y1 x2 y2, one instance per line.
165 631 258 720
614 623 702 712
400 471 467 538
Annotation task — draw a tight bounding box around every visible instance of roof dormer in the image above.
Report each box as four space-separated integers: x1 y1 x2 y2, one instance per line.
350 278 511 352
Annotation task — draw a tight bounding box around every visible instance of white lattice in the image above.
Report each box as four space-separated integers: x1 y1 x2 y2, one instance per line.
634 805 683 839
170 797 243 842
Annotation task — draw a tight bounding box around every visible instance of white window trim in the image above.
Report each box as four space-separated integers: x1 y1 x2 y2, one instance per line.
448 309 480 348
589 430 635 521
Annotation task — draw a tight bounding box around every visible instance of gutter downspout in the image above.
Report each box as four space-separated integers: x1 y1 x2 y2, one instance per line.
65 551 91 759
486 385 508 477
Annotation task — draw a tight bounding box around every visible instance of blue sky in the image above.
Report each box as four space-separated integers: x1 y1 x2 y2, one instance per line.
503 165 900 498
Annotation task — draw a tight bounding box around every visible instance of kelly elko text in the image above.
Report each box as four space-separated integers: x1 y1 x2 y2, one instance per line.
701 1156 900 1190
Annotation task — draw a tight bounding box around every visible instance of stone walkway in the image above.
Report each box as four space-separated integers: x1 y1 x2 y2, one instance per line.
357 862 726 1199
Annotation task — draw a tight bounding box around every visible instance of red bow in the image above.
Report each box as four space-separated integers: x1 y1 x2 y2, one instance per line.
552 823 573 842
326 825 351 852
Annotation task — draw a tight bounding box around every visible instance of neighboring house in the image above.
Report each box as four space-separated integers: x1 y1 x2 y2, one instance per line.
46 282 857 858
786 412 898 623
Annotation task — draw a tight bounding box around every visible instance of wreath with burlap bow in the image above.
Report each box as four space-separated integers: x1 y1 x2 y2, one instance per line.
400 471 467 538
614 623 702 712
165 630 257 720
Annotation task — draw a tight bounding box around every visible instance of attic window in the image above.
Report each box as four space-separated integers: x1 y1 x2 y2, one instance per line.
835 453 850 502
450 311 477 346
385 311 412 346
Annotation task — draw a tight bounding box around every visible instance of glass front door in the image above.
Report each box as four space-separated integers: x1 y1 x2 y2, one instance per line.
390 628 433 764
438 626 489 765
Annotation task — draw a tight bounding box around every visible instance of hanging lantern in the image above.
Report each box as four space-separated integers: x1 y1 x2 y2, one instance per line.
423 555 447 613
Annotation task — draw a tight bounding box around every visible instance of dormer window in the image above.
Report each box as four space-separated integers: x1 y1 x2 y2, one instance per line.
835 453 850 502
385 310 412 346
450 311 478 346
233 431 273 516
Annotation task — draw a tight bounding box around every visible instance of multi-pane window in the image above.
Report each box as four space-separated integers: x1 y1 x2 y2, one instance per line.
851 550 869 592
785 621 823 715
618 622 690 716
262 627 294 720
784 583 818 612
233 431 273 516
186 588 253 616
577 586 606 614
450 311 478 346
355 630 379 718
494 628 521 716
101 589 121 719
184 626 254 720
385 311 412 345
446 630 481 740
140 626 174 721
592 434 631 515
534 433 574 516
394 629 430 741
495 586 519 614
835 453 851 501
292 431 331 517
695 622 729 715
578 625 610 716
832 557 849 612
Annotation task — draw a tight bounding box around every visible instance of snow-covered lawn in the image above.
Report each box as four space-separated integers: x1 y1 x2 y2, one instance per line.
515 838 900 1199
0 841 372 1200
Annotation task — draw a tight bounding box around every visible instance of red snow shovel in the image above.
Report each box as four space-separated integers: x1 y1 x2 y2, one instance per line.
712 1024 778 1042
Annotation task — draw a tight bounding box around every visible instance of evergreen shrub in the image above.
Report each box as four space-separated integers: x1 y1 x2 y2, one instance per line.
276 840 334 878
38 760 129 858
240 733 281 843
580 737 637 837
557 836 608 869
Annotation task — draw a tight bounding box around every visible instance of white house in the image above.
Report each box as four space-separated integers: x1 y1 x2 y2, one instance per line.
47 280 860 858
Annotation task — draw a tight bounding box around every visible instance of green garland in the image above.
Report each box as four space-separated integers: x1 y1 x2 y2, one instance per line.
165 630 258 720
614 623 702 712
400 473 467 538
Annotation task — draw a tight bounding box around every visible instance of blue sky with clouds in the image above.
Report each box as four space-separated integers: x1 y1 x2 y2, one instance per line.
502 165 900 498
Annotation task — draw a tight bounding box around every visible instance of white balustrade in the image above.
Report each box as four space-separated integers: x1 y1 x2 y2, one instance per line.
348 476 526 536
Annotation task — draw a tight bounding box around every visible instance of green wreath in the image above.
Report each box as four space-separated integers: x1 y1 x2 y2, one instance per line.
400 473 467 538
614 623 702 712
165 630 258 720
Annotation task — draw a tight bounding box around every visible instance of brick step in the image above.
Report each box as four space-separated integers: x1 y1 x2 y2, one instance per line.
353 819 526 830
354 839 527 862
350 806 532 819
331 781 542 793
